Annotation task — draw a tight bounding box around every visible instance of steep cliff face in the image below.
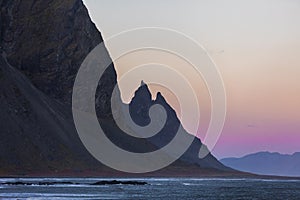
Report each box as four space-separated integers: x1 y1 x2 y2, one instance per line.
0 0 234 176
0 0 115 105
0 0 116 175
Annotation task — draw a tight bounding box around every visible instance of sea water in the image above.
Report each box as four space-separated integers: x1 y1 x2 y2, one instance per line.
0 177 300 199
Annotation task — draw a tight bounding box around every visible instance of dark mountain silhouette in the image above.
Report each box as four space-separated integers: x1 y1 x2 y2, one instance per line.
221 152 300 177
0 0 112 175
0 0 237 177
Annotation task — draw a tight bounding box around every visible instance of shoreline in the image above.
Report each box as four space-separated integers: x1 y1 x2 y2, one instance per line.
1 173 299 181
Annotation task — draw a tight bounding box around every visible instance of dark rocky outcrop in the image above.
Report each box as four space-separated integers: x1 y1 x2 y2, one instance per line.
128 82 229 171
91 180 147 186
0 0 234 176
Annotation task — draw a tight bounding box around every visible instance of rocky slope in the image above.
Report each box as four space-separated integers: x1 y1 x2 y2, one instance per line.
0 0 235 176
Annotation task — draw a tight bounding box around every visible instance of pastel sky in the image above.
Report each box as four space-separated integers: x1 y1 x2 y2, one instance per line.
83 0 300 159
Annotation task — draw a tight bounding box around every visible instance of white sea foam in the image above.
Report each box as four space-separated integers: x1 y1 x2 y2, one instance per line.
0 192 120 198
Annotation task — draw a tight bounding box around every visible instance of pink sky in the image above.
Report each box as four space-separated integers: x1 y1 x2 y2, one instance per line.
84 0 300 159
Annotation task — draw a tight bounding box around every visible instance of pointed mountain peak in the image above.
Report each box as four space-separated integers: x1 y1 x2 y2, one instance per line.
156 91 162 97
130 81 152 105
140 80 146 86
155 92 166 103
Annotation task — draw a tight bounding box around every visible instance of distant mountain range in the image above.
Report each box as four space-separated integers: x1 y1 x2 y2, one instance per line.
221 152 300 177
